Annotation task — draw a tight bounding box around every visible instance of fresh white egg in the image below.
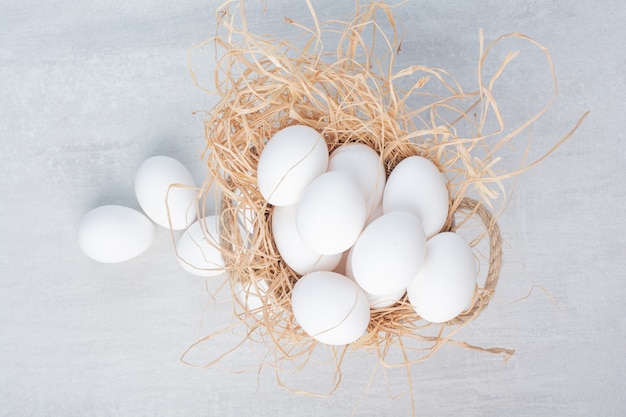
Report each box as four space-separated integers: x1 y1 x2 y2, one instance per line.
78 205 155 263
135 156 198 230
257 125 329 206
344 246 406 309
176 216 225 277
296 171 366 255
383 155 449 238
328 143 386 219
291 271 370 345
351 211 426 295
272 204 342 274
407 232 477 323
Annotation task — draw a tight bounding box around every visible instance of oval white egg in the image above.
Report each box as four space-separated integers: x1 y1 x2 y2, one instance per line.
135 156 198 230
78 205 155 263
291 271 370 345
407 232 477 323
328 143 386 219
257 125 329 206
344 243 407 309
351 211 426 295
296 171 367 255
176 216 225 277
383 155 449 238
272 204 342 275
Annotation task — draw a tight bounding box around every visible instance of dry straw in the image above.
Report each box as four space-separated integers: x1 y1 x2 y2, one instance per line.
183 0 588 402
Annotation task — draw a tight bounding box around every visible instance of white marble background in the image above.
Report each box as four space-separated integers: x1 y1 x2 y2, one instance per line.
1 1 624 416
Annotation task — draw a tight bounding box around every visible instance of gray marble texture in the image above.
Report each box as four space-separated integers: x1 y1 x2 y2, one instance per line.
1 1 624 416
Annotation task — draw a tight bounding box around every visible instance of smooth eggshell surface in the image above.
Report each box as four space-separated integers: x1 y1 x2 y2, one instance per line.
257 125 329 206
135 156 198 230
176 216 225 277
78 205 155 263
291 271 370 345
344 243 407 309
272 204 342 275
351 211 426 295
407 232 477 323
328 143 386 219
296 171 366 255
383 155 449 238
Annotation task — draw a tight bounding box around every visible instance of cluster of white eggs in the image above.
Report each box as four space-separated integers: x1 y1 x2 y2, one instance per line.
77 124 478 348
257 125 478 345
77 156 225 278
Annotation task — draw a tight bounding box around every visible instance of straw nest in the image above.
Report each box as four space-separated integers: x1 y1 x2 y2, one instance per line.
183 0 587 398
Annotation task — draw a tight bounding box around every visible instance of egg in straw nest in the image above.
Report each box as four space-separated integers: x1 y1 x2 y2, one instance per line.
179 0 588 409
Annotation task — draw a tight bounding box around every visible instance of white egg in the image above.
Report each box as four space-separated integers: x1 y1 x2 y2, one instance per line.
257 125 329 206
272 204 342 275
383 155 449 238
328 143 386 219
291 271 370 345
176 216 225 277
135 156 198 230
296 171 366 255
344 246 406 309
78 205 155 263
407 232 477 323
351 211 426 295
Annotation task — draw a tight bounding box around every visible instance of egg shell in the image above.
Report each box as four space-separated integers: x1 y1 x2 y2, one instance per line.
344 246 406 309
383 155 449 238
176 216 225 277
135 156 198 230
407 232 477 323
272 204 342 275
78 205 155 263
291 271 370 345
296 171 367 255
257 125 329 206
328 143 386 219
351 211 426 295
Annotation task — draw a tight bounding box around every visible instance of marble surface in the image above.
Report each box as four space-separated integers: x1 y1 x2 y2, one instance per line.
1 1 624 416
